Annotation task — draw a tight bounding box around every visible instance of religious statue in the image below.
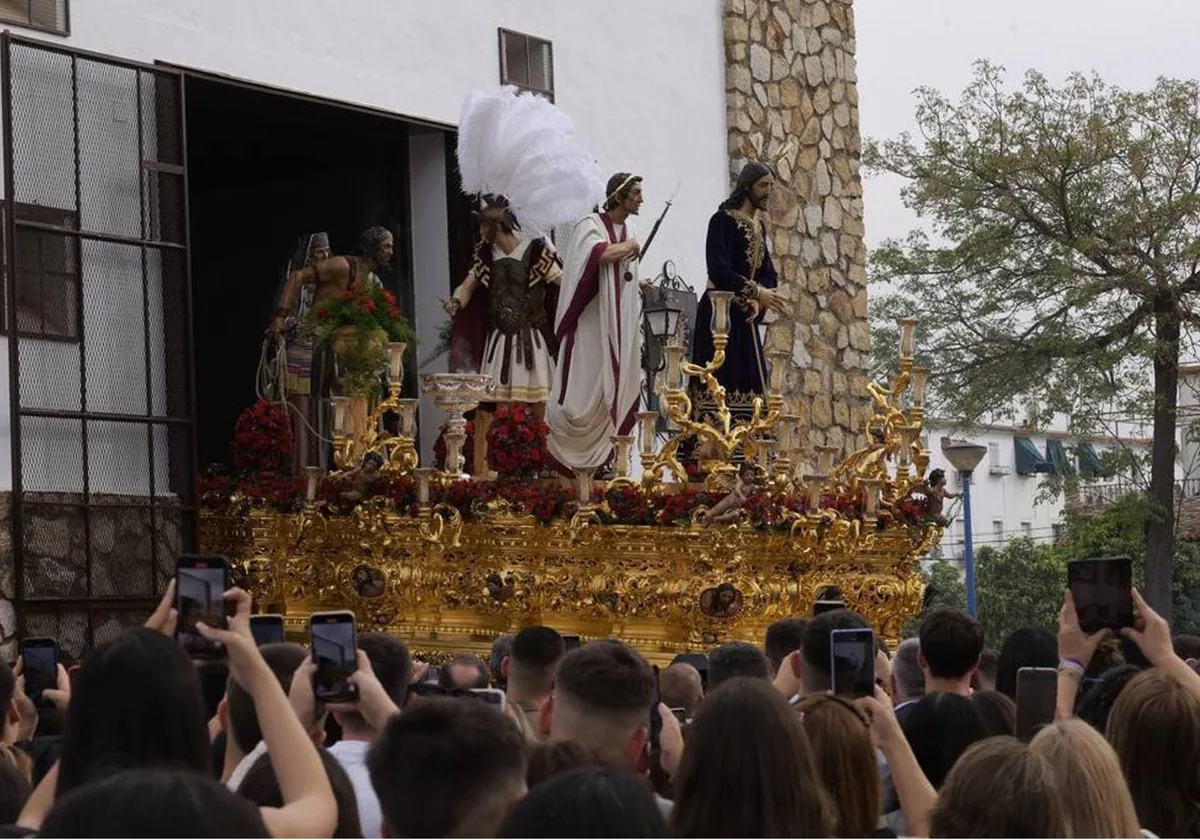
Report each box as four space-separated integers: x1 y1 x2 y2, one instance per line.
443 197 562 474
449 85 603 474
699 462 768 526
924 468 960 527
270 226 394 335
691 162 788 399
547 173 646 471
269 226 398 446
338 451 384 505
264 232 331 472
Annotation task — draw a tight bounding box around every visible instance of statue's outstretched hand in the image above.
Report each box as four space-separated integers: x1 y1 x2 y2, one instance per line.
441 298 462 317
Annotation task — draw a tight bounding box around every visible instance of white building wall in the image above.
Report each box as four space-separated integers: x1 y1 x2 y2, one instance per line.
923 422 1153 560
22 0 729 290
0 0 731 490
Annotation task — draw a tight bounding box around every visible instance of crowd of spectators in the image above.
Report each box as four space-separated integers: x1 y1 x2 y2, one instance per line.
0 572 1190 837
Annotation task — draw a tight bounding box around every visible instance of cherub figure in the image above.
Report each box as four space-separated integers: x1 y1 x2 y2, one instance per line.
700 462 768 526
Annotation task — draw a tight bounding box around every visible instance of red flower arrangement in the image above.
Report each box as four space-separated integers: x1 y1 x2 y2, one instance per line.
238 474 306 511
496 481 572 524
232 400 293 475
486 404 549 479
434 421 475 474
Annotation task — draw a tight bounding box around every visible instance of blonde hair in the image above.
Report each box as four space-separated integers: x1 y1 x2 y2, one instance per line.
1108 669 1200 837
794 694 880 838
930 736 1069 838
1030 719 1141 837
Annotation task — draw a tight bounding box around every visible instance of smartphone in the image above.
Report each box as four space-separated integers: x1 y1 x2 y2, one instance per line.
422 665 442 685
470 688 507 707
814 599 846 615
649 664 663 750
830 628 875 697
1068 556 1133 634
175 555 228 659
310 611 358 703
562 634 582 651
250 614 286 647
1015 666 1058 740
21 638 57 706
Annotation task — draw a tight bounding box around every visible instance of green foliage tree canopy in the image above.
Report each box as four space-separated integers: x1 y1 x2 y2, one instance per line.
866 61 1200 618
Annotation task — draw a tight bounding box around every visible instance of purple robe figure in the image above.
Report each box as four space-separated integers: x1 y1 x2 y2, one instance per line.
691 162 779 398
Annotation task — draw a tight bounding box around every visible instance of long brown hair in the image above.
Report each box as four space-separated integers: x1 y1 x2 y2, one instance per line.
930 736 1069 837
1108 669 1200 837
670 678 834 837
1031 719 1140 838
794 694 880 837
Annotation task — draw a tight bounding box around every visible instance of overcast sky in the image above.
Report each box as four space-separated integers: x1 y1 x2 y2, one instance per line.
855 0 1200 248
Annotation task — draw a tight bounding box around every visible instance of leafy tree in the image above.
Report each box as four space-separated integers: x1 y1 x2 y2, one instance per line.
866 61 1200 621
900 559 966 638
974 538 1065 646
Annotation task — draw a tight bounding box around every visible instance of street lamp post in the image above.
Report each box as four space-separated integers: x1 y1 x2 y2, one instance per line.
941 439 989 617
640 261 688 422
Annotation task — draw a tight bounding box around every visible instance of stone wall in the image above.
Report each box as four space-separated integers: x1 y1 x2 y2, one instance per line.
0 493 182 660
723 0 870 456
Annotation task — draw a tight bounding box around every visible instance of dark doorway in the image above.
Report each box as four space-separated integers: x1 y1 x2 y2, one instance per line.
184 76 418 467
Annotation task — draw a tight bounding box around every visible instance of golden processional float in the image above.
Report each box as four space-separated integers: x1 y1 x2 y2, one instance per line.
199 307 939 664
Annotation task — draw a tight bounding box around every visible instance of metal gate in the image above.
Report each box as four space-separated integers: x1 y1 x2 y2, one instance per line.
1 34 196 657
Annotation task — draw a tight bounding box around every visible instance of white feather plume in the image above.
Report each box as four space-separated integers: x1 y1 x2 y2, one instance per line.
456 87 604 237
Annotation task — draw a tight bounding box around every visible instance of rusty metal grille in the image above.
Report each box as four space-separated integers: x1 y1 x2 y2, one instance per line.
2 35 196 649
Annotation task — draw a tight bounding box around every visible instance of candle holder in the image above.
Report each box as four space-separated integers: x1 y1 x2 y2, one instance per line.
859 477 883 523
766 350 789 396
387 342 407 387
709 290 734 338
806 473 828 514
909 366 929 425
898 318 918 362
752 437 774 470
573 466 597 506
815 445 840 477
331 397 350 436
610 435 634 479
395 398 419 438
414 468 439 507
304 466 324 504
664 339 686 391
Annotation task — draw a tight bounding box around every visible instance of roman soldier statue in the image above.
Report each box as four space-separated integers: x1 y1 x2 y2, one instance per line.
445 86 602 475
443 195 562 474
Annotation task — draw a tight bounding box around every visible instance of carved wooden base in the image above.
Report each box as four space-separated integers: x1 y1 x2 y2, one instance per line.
201 503 931 665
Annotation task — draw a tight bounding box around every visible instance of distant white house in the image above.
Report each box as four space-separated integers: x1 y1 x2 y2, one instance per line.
922 416 1157 561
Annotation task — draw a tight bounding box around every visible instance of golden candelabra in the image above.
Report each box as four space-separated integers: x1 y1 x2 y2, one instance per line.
204 317 942 663
329 342 420 473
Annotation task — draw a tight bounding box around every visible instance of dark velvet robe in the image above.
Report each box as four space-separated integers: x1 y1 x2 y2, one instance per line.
691 207 777 396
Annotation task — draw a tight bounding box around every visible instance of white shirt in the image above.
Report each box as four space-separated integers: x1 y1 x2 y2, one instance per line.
329 738 383 838
226 740 269 793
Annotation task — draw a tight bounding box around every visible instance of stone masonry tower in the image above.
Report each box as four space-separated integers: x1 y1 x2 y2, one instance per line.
723 0 870 456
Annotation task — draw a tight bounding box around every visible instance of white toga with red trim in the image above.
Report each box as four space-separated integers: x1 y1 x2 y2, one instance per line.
547 213 643 469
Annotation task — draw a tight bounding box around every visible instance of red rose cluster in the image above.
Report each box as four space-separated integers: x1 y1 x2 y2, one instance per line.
232 399 293 474
486 404 549 479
